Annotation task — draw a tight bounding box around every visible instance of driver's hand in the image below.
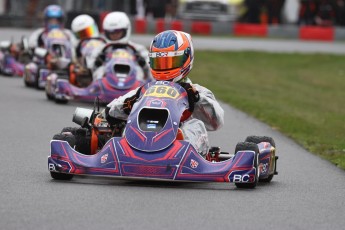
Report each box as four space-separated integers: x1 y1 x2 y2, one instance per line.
136 55 146 68
122 86 143 115
179 82 200 113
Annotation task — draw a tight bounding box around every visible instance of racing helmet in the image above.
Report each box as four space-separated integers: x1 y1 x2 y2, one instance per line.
102 12 131 44
149 30 194 82
71 14 99 40
43 5 65 32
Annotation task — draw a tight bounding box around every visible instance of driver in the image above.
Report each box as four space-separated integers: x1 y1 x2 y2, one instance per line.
106 30 224 156
92 11 151 81
28 5 77 50
70 14 106 86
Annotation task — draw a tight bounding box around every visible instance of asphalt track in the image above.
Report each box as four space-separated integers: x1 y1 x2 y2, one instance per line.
1 29 345 230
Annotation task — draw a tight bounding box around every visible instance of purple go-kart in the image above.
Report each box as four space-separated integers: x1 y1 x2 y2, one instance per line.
48 81 278 188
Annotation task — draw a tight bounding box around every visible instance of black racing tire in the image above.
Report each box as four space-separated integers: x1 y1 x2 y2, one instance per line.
46 92 54 100
50 133 75 180
60 127 91 155
61 127 79 135
245 135 276 147
50 172 74 180
24 78 31 87
34 67 40 89
245 136 276 183
55 98 68 104
234 142 259 189
52 133 76 147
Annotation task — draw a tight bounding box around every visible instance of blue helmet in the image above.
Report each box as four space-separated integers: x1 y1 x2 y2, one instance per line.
43 5 64 31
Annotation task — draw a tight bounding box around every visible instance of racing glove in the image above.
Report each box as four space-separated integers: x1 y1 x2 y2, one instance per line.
105 106 124 126
94 53 106 67
122 86 143 115
179 82 200 113
136 55 147 68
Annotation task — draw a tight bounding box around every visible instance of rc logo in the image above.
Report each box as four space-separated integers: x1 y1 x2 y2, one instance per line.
190 159 199 169
101 153 108 164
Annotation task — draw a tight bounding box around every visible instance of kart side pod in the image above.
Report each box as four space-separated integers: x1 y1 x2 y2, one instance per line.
73 107 94 127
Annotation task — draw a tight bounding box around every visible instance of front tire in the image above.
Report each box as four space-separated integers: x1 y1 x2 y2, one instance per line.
234 142 259 189
46 92 54 100
50 133 75 180
55 98 68 104
50 172 73 180
245 136 276 182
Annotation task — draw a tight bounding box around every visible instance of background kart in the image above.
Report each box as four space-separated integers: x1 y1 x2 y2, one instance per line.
0 40 30 77
48 81 278 188
23 29 73 89
47 48 148 104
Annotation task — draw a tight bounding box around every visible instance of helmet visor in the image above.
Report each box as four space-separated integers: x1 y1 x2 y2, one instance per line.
75 24 98 39
105 29 127 41
149 51 187 70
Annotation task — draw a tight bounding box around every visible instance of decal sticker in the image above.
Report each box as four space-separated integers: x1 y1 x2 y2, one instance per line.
233 174 255 183
47 30 66 39
190 159 199 169
112 50 133 59
101 153 108 164
48 163 56 171
144 86 179 99
85 40 103 49
147 124 157 129
259 163 269 174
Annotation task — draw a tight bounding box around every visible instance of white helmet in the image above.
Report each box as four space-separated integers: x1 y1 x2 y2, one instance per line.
102 11 131 44
71 14 99 40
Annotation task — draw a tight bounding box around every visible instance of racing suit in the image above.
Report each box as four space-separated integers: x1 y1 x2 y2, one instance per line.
107 78 224 156
28 28 78 49
92 40 152 81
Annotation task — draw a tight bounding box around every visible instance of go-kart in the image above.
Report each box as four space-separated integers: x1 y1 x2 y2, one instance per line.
0 38 31 76
23 29 73 88
47 47 148 104
45 38 106 100
48 81 278 188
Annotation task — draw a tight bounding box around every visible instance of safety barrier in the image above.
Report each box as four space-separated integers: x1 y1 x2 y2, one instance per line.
96 15 345 42
126 18 345 42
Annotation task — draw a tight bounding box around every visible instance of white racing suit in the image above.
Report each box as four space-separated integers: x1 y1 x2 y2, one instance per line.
107 79 224 156
28 28 78 49
92 40 151 81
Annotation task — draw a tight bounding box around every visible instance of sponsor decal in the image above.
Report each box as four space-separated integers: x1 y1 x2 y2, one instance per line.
156 52 168 57
144 85 179 99
147 124 156 129
48 163 56 171
190 159 199 169
259 163 269 174
233 174 255 183
101 153 108 164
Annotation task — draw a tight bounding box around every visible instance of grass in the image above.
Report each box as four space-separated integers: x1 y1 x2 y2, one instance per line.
189 51 345 170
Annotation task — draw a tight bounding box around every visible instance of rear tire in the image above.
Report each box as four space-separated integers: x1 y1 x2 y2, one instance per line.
60 127 91 155
234 142 259 189
61 127 79 135
50 133 75 180
245 135 276 147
